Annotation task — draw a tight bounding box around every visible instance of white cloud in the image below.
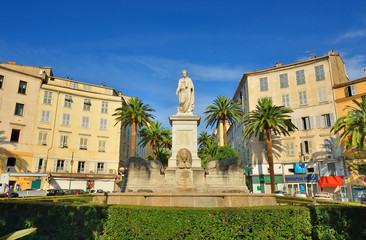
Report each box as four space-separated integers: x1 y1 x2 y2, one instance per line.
334 30 366 44
343 54 366 80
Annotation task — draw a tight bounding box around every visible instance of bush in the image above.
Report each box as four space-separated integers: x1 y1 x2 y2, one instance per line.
214 145 240 161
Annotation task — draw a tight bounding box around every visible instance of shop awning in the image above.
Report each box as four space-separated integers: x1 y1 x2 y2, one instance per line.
318 176 344 186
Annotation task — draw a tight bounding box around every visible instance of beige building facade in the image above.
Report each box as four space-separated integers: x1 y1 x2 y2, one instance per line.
228 50 349 200
0 62 134 192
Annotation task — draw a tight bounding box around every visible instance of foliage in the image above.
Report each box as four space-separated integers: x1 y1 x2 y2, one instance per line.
204 95 243 145
113 97 155 156
0 228 37 240
214 145 240 161
1 200 366 239
332 95 366 151
155 148 171 167
138 121 170 160
197 131 211 148
198 139 218 167
243 98 296 193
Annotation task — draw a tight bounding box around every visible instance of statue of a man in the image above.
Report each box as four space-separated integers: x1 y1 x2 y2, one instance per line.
176 70 194 113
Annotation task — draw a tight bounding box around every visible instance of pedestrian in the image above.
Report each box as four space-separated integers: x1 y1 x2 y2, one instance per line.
3 184 10 197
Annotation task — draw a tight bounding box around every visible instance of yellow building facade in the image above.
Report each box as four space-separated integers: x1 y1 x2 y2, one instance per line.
0 62 131 192
228 51 349 199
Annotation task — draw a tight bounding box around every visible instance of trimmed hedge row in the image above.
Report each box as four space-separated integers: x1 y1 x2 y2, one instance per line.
0 201 365 239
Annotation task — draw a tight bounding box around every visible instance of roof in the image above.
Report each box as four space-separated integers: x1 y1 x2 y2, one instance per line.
333 76 366 89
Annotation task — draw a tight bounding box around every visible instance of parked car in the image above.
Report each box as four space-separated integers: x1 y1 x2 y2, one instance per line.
89 189 104 194
293 191 308 198
273 190 289 196
64 189 86 195
47 189 65 196
17 189 47 197
313 192 333 201
360 193 366 204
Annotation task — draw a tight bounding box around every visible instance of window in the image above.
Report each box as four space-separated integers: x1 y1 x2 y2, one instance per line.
97 162 104 173
298 91 308 105
70 82 78 89
61 113 71 126
14 103 24 116
300 140 313 155
286 142 294 156
56 160 65 172
79 137 88 150
318 87 327 102
10 129 20 142
99 118 108 130
78 161 86 173
101 101 109 114
260 77 268 91
64 95 73 108
6 157 16 172
301 116 312 130
18 81 27 94
307 168 314 173
281 94 290 107
40 110 51 123
83 98 91 111
83 85 91 91
37 132 48 145
345 85 356 97
98 139 106 152
279 73 289 88
37 158 44 172
296 70 306 85
81 116 90 128
328 163 336 176
59 135 69 148
316 113 334 128
315 65 325 81
0 75 3 89
43 91 53 105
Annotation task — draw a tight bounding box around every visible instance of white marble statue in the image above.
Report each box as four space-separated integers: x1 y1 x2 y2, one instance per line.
176 70 194 113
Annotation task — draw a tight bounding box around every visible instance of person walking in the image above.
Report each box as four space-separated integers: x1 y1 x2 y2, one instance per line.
3 184 10 197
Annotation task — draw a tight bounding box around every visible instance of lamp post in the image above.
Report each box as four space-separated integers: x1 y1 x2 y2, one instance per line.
68 152 74 190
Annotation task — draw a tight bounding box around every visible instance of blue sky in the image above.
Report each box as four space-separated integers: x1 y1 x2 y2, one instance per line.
1 1 365 133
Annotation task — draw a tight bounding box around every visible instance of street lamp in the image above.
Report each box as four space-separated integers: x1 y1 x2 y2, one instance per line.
68 152 74 190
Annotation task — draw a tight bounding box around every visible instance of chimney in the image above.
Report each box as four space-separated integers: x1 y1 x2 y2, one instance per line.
276 62 282 67
311 56 317 59
8 62 16 64
66 76 69 79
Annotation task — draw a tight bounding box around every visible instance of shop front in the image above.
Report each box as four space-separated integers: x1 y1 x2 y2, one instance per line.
285 174 319 197
252 175 284 193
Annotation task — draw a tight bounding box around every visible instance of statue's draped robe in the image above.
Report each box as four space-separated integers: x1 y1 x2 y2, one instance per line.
177 77 194 113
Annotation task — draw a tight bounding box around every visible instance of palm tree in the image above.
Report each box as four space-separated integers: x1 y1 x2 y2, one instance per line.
204 95 243 146
198 131 211 148
332 95 366 151
243 98 297 193
161 130 172 153
113 97 155 157
138 121 170 160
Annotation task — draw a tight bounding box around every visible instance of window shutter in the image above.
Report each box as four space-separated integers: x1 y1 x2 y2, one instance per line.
320 65 325 79
315 66 320 80
317 88 322 102
309 116 314 129
351 85 356 96
53 160 57 172
104 163 108 174
64 160 69 173
303 91 308 105
85 162 89 173
299 92 303 105
34 159 40 172
316 115 321 128
308 141 313 154
300 142 305 155
330 113 335 126
291 119 296 129
297 118 303 130
94 163 98 173
296 71 300 85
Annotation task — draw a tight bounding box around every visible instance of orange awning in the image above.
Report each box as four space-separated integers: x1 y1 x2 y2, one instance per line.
318 176 344 186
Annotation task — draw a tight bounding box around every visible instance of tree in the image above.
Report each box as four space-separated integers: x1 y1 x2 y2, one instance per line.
113 97 155 157
214 145 240 161
161 130 172 153
204 95 243 146
198 131 211 148
332 95 366 151
243 98 296 193
138 121 171 160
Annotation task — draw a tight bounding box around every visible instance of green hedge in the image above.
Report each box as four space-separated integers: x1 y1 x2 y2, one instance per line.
0 200 365 239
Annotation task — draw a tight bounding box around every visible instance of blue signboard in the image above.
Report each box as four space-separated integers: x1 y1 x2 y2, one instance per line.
294 163 306 173
285 174 318 183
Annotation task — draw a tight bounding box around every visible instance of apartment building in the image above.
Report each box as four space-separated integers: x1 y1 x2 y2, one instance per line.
228 50 349 199
0 62 134 192
0 63 51 191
